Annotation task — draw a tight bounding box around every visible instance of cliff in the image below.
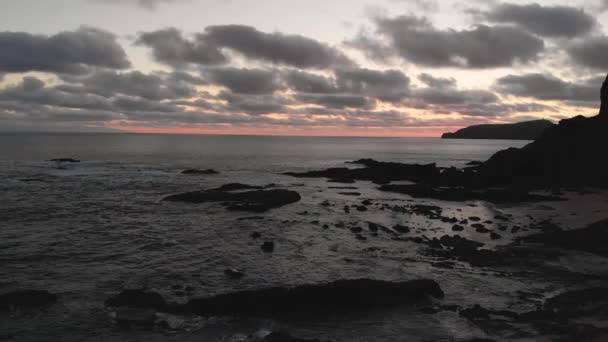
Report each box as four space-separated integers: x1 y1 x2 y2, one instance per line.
441 120 554 140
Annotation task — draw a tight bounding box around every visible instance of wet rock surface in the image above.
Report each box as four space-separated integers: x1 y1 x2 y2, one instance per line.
163 185 301 212
0 290 58 309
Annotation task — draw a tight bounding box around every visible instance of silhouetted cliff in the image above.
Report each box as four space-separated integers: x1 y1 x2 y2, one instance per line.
441 120 554 140
477 74 608 188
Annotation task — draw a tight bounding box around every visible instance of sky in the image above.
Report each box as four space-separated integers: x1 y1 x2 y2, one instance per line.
0 0 607 136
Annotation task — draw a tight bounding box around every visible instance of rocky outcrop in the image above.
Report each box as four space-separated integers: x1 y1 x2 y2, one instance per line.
163 185 301 212
442 120 553 140
0 290 58 309
522 219 608 257
105 279 444 317
476 74 608 188
180 279 444 316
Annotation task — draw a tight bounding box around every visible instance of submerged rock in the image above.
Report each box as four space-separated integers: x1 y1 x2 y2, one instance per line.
181 169 219 175
179 278 444 316
105 289 169 311
163 187 301 212
0 290 58 309
49 158 80 163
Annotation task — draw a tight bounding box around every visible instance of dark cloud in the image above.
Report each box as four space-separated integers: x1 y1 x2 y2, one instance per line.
418 73 457 89
335 68 410 102
284 70 338 94
414 88 498 105
205 68 282 94
63 70 197 100
351 15 544 68
495 73 599 102
204 25 354 69
136 28 227 67
483 3 596 38
219 92 289 115
0 27 130 74
296 94 373 109
567 37 608 70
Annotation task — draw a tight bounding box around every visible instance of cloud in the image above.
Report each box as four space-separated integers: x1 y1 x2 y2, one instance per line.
62 70 198 100
219 92 289 115
136 28 227 67
418 73 457 89
350 15 545 68
335 68 410 102
205 68 282 95
495 73 599 102
567 36 608 70
93 0 188 10
284 70 338 94
203 25 354 69
0 27 130 74
296 94 373 109
482 3 596 38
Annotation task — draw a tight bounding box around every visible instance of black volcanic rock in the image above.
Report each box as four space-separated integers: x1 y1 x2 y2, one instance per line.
179 279 444 316
181 169 219 175
163 186 301 212
442 120 553 140
0 290 58 309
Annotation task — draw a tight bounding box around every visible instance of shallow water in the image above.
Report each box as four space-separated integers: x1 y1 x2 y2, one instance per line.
1 133 607 341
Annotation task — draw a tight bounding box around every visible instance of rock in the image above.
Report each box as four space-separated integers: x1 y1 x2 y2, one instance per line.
262 332 329 342
49 158 80 163
355 206 367 212
523 219 608 257
472 224 489 233
225 268 245 279
250 232 262 239
181 169 219 175
441 120 553 140
355 234 367 241
469 217 481 221
217 183 265 191
180 279 444 316
163 188 301 212
0 290 57 309
452 224 465 232
105 289 169 311
113 307 157 328
490 232 502 240
261 241 275 253
393 224 411 234
338 192 361 196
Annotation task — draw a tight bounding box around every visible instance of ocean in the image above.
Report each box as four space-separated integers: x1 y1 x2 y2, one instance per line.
4 133 603 341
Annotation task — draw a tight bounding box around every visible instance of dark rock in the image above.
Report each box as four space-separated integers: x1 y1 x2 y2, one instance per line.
113 307 157 328
217 183 265 191
181 169 219 175
261 241 275 253
338 192 361 196
0 290 57 309
250 232 262 239
393 224 411 234
163 188 301 212
442 120 553 140
523 219 608 257
262 332 329 342
361 199 373 206
452 224 465 232
490 232 502 240
49 158 80 163
224 268 245 279
105 289 169 311
180 279 444 316
355 234 367 241
350 226 363 233
355 206 367 212
469 217 481 221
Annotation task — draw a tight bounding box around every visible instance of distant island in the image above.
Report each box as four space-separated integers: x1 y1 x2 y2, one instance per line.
441 120 554 140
